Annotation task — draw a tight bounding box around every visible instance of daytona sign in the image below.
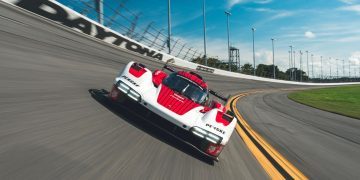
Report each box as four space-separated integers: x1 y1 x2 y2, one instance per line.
12 0 164 61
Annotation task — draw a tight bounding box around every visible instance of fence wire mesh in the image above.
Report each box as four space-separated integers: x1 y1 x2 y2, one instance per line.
59 0 203 62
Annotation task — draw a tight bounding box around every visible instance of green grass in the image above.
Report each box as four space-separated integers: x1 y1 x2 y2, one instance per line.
288 85 360 119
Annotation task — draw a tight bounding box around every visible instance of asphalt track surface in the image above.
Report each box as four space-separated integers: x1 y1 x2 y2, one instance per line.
1 2 359 180
237 91 360 179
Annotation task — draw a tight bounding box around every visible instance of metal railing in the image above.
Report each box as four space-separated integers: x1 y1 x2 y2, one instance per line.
59 0 203 62
57 0 359 83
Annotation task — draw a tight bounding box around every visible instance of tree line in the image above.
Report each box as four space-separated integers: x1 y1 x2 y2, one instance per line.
192 56 309 81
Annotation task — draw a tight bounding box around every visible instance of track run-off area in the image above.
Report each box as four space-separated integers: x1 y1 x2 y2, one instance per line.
1 2 360 179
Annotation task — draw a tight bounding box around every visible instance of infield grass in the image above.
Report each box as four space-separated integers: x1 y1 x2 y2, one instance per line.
288 85 360 119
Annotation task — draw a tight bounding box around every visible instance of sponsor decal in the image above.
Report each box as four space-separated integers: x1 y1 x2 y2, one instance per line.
206 123 225 134
122 75 139 87
13 0 163 61
170 93 185 102
196 65 215 73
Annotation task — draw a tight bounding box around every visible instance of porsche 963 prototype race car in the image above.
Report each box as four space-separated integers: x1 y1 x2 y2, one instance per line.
108 61 237 161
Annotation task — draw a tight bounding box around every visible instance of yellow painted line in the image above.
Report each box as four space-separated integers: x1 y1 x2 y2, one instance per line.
225 93 308 180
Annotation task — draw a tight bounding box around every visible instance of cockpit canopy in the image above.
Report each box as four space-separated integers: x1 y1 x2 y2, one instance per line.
163 73 208 104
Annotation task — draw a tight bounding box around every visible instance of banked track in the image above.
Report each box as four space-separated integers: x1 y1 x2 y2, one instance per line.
1 2 360 179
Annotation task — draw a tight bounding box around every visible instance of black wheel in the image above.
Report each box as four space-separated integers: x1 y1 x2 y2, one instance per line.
109 85 127 103
117 91 127 103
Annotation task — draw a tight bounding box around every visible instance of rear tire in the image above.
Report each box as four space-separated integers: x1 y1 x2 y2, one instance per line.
109 85 127 103
117 91 127 103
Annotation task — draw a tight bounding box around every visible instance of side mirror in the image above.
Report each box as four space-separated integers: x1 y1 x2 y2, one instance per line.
162 58 176 72
152 70 168 87
166 58 175 64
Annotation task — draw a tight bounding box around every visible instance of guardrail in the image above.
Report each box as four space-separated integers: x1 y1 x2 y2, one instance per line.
3 0 360 86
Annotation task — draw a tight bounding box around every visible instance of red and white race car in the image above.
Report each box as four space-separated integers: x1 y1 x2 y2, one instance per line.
108 61 237 161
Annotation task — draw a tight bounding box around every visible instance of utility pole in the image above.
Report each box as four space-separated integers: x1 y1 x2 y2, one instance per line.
271 38 276 79
252 27 256 76
167 0 172 54
225 11 232 71
202 0 207 66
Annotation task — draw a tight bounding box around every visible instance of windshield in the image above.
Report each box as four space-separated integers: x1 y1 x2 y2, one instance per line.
163 73 208 104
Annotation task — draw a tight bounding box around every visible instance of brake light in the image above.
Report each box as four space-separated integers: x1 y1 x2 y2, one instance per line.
216 111 232 126
129 63 146 78
206 143 224 157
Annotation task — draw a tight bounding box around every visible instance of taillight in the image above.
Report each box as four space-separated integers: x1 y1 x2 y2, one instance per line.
205 143 224 157
109 85 119 101
129 63 146 78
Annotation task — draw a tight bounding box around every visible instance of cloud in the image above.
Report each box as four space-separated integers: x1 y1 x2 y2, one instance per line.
227 0 272 9
255 50 273 64
338 5 360 14
251 8 274 12
349 51 360 65
172 12 203 28
255 0 273 4
338 0 358 4
304 31 316 38
227 0 246 9
334 36 360 42
269 11 294 20
250 9 295 27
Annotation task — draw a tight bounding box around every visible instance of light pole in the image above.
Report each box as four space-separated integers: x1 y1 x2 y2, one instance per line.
289 46 293 80
271 38 276 79
202 0 207 66
225 11 231 71
95 0 104 25
311 54 314 79
167 0 172 54
300 50 303 82
342 59 345 77
321 56 323 80
329 57 332 79
306 51 309 80
252 27 256 76
293 51 296 81
288 50 291 80
349 59 351 78
336 59 339 79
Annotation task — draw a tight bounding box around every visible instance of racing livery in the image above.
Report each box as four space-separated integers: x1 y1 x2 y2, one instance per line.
108 61 237 160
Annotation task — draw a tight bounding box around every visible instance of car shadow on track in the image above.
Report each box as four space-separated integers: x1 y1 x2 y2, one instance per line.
88 89 215 165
